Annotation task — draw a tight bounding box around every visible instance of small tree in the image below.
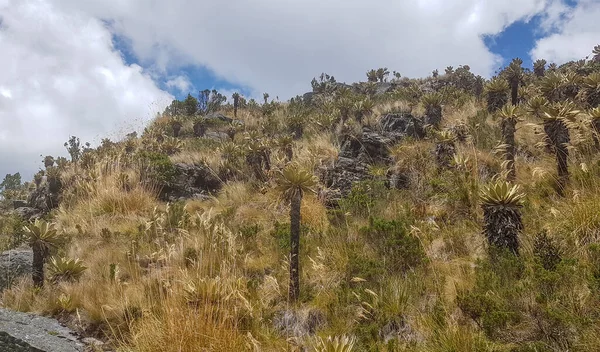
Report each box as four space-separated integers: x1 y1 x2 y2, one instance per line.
275 163 317 302
480 181 525 255
435 130 456 168
24 219 61 288
366 69 378 82
263 93 270 105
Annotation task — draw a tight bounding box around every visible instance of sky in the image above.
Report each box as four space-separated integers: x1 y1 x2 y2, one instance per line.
0 0 599 181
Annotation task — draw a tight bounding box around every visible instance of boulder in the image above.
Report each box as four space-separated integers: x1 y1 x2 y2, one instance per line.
159 163 222 202
14 207 43 221
380 113 425 140
12 200 28 209
273 308 325 338
204 131 230 141
0 248 32 291
204 112 233 124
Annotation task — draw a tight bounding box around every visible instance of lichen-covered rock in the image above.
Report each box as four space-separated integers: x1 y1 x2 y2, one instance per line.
0 308 84 352
0 248 32 291
380 112 425 139
159 163 222 202
272 308 325 338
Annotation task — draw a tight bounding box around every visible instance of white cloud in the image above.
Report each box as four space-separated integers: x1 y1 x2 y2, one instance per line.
2 0 597 182
165 76 193 94
531 0 600 64
55 0 558 100
0 0 172 179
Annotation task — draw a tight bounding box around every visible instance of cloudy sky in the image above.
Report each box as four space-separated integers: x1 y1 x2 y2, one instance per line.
0 0 599 180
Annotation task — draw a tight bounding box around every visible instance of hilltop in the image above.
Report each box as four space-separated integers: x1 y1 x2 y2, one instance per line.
0 47 600 351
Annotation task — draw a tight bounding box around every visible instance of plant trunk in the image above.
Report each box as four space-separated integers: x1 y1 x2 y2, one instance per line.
172 125 181 138
289 192 302 302
544 120 570 194
502 119 517 181
510 79 518 106
32 244 46 288
482 205 522 255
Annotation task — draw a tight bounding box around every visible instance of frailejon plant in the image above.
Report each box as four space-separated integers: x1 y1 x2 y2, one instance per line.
274 162 317 302
479 181 525 254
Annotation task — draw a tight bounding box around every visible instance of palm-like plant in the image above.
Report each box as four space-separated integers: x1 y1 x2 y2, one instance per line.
245 135 271 182
47 257 87 283
192 117 207 137
579 72 600 108
170 117 183 138
540 72 563 102
232 92 240 118
588 107 600 149
353 98 374 123
422 92 444 127
505 58 523 106
533 59 547 77
312 335 356 352
526 96 549 119
366 69 378 82
541 101 581 191
498 105 521 181
24 219 62 287
274 163 317 302
485 78 510 113
277 135 294 161
480 181 525 254
435 130 457 168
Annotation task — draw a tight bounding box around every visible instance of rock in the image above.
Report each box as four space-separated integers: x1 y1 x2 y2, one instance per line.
379 316 421 345
159 163 222 202
204 131 230 141
272 308 325 338
12 200 27 209
0 308 84 351
204 112 233 124
380 113 425 140
0 248 33 291
14 207 43 221
373 82 395 96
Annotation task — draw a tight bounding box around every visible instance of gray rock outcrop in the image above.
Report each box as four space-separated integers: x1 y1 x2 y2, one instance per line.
0 248 32 291
0 308 84 352
159 163 222 202
319 113 424 206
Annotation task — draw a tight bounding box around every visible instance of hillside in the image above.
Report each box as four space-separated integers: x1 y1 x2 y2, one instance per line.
1 47 600 351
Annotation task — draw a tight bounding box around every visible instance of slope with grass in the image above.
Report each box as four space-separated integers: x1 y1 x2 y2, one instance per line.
1 51 600 352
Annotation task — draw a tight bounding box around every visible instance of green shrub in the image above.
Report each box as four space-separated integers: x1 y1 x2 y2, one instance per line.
359 218 426 273
340 180 387 218
137 150 176 186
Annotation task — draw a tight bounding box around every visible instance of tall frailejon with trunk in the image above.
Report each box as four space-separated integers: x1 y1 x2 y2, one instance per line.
533 59 547 78
232 92 240 118
480 181 525 255
498 105 520 181
505 58 523 106
275 163 317 302
24 219 61 288
541 102 580 193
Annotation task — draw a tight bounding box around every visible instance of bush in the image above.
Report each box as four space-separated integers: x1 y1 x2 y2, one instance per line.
137 150 176 186
359 218 426 273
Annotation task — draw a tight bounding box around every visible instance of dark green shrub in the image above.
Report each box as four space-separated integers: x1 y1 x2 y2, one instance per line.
137 150 176 186
359 218 426 273
340 180 387 218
